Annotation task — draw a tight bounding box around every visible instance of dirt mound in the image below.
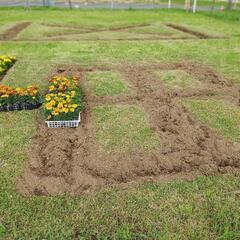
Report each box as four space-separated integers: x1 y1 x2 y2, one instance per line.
0 22 31 40
17 63 240 196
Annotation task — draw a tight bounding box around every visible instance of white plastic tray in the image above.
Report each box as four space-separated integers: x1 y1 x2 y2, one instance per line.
45 113 81 128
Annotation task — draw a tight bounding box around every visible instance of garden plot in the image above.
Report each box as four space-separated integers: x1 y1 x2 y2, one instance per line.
13 22 201 41
17 63 240 196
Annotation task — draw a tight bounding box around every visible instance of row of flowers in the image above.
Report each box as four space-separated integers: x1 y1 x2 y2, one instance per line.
0 55 16 76
0 55 42 111
0 85 42 111
0 54 84 127
42 75 84 121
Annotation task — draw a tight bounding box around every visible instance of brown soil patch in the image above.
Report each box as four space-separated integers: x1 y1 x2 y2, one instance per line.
17 62 240 197
0 22 31 40
166 24 219 39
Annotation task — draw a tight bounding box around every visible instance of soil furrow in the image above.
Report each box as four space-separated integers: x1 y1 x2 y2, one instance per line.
166 23 220 39
0 22 31 40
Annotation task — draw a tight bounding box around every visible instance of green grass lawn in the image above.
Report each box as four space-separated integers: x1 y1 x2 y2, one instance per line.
86 71 129 96
0 8 240 239
92 105 160 152
156 69 202 89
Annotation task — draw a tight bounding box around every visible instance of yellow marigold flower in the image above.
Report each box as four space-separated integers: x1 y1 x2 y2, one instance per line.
45 96 51 101
1 94 9 98
47 115 51 120
52 110 59 116
58 103 63 108
70 91 76 97
50 100 56 106
72 104 78 108
70 108 75 112
62 108 69 113
49 85 55 91
45 103 53 110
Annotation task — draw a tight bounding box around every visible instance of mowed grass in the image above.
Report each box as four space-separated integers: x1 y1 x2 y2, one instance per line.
1 167 240 239
16 22 191 41
86 71 129 96
185 99 240 142
15 23 86 40
0 8 240 239
156 69 202 89
92 105 160 152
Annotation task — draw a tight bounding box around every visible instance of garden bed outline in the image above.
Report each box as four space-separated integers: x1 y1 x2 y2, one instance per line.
0 22 225 42
42 22 222 40
17 62 240 197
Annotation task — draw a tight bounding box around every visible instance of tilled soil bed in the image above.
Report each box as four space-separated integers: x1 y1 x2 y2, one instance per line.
17 62 240 196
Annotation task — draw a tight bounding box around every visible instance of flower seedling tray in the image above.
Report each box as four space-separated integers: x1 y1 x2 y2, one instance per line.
0 102 42 112
45 112 81 128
